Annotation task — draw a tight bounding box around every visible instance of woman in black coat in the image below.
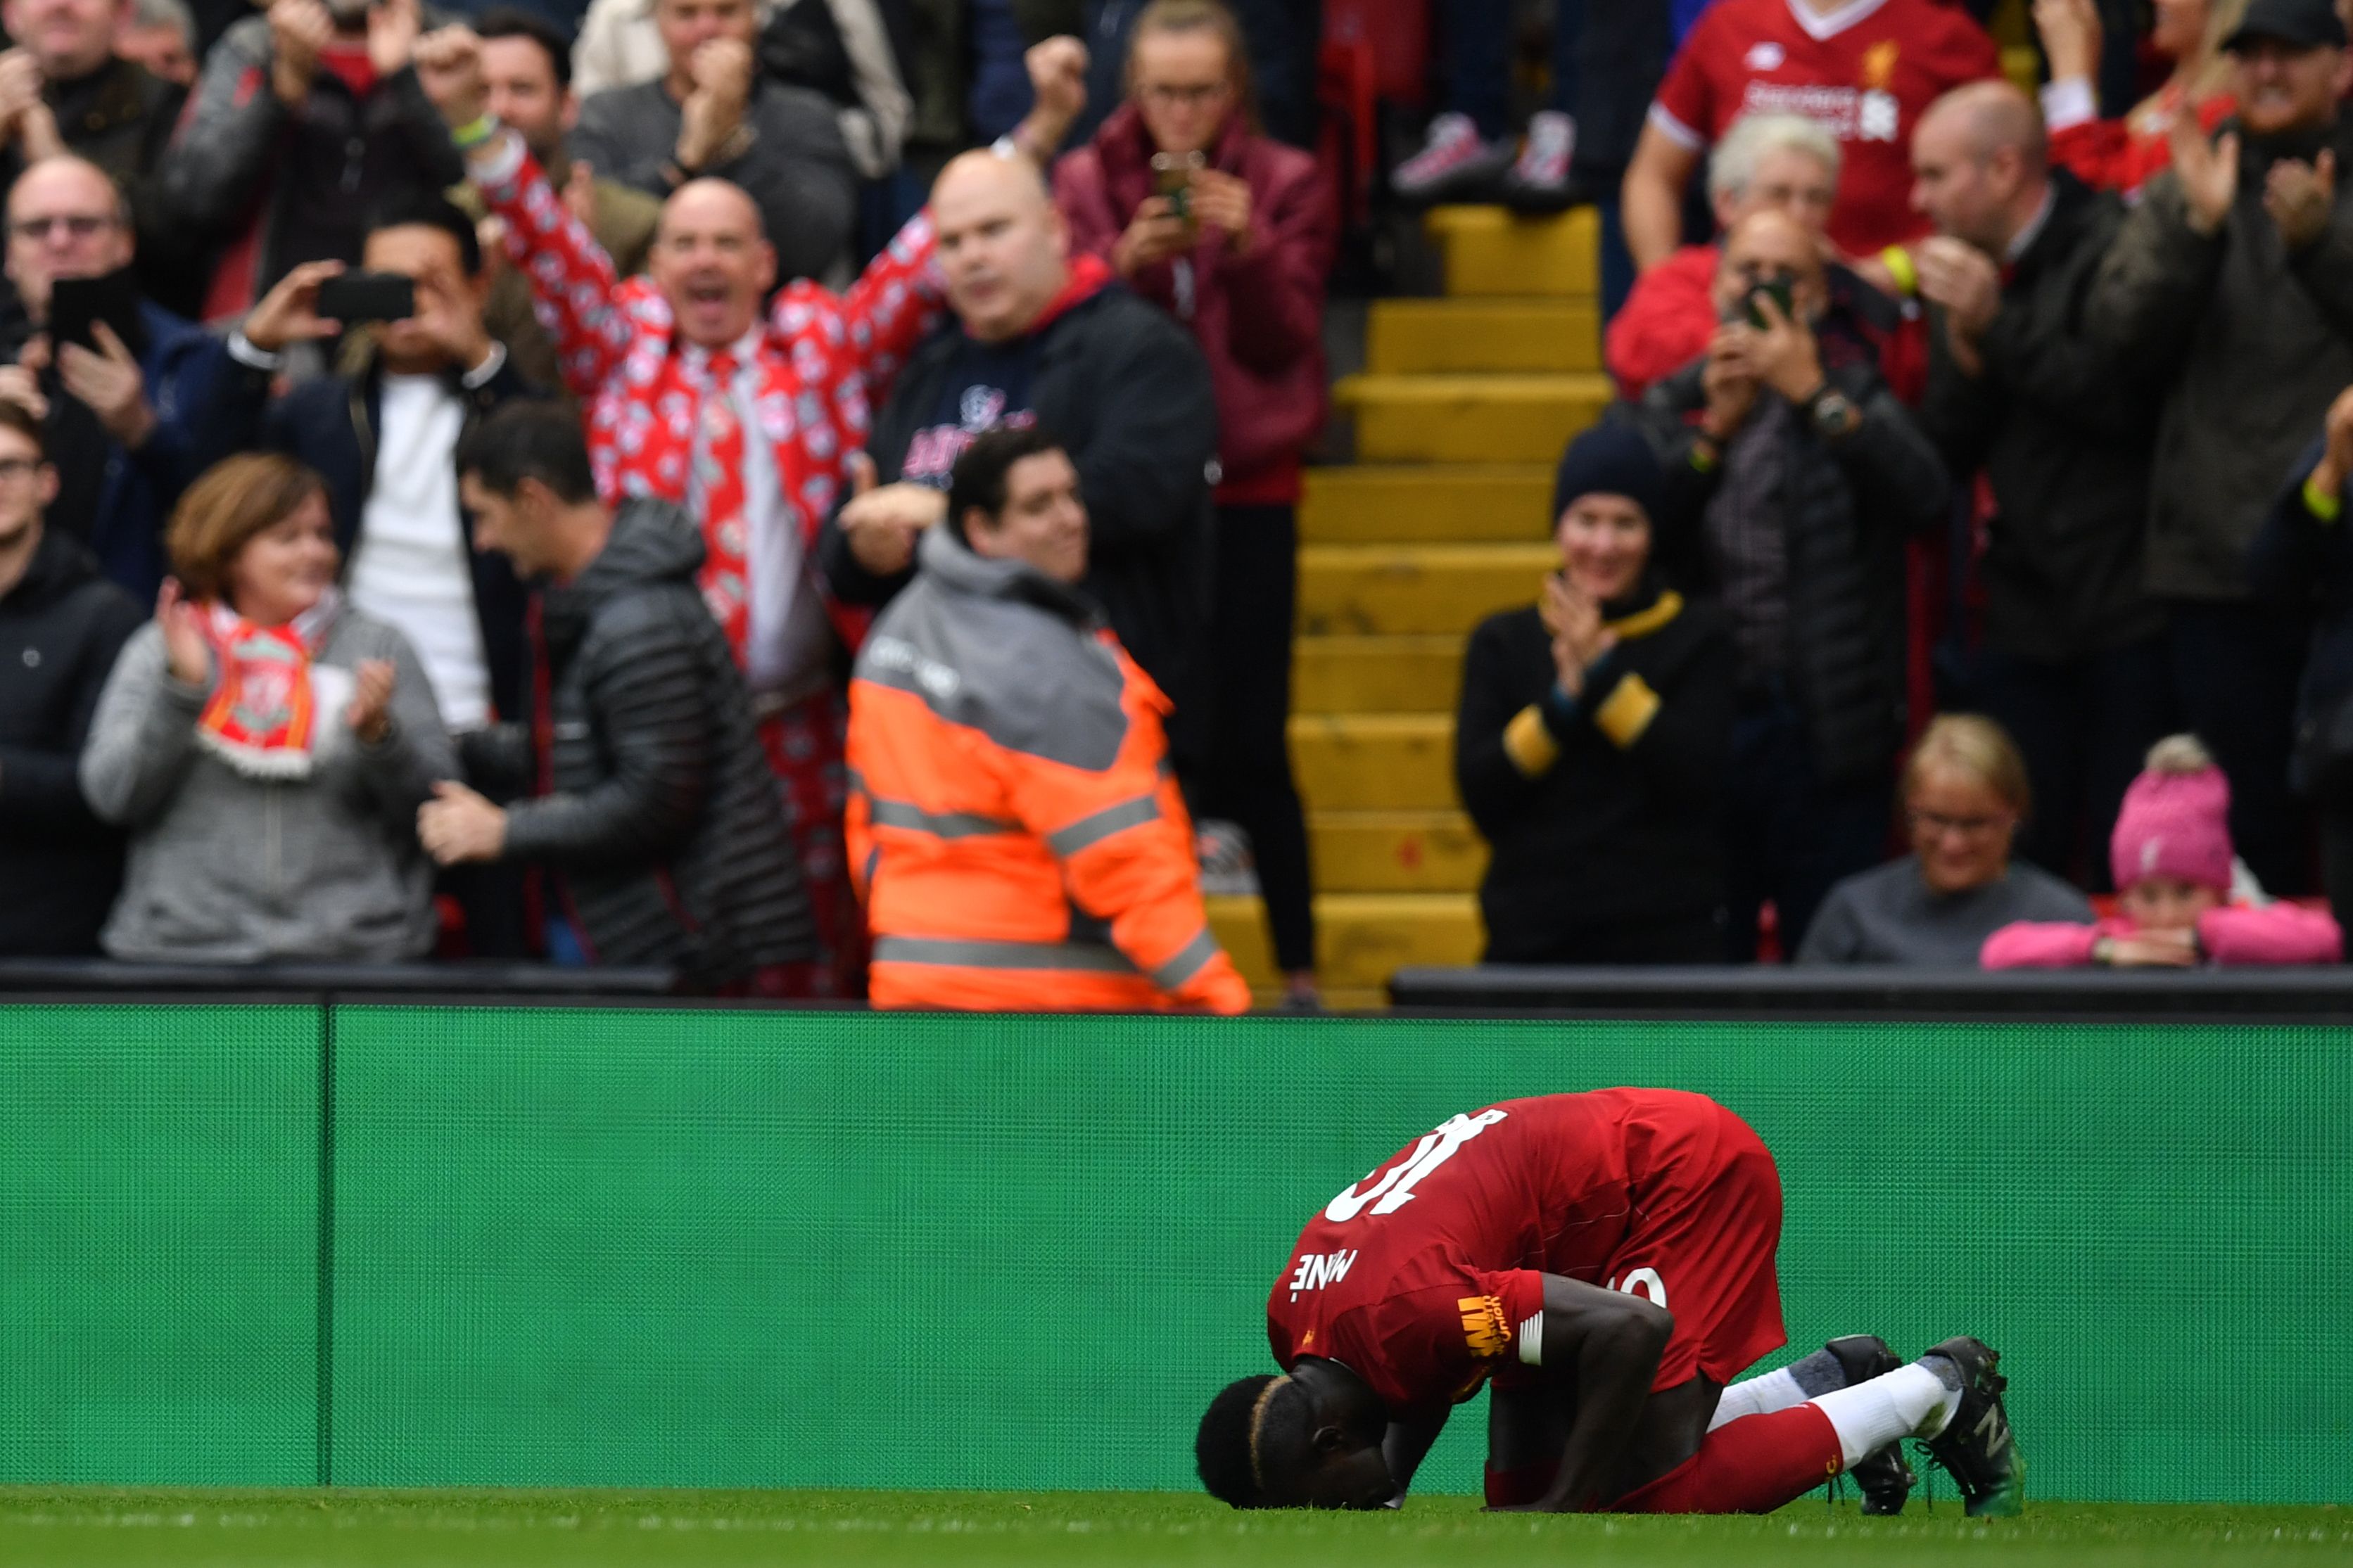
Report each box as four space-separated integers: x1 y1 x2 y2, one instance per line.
1454 420 1737 964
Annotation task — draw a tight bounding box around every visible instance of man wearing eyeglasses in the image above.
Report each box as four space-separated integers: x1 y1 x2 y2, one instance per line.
0 0 193 312
0 153 232 597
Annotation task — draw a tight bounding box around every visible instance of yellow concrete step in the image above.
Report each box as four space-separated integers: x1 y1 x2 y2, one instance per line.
1210 892 1485 993
1367 298 1602 374
1293 635 1463 713
1290 712 1457 811
1428 205 1599 298
1312 810 1486 893
1298 543 1551 637
1336 373 1613 464
1300 464 1552 544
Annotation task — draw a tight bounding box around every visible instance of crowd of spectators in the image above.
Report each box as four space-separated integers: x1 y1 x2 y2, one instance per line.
8 0 2353 1005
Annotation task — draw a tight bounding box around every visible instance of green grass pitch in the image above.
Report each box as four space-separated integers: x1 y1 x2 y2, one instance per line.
0 1491 2346 1567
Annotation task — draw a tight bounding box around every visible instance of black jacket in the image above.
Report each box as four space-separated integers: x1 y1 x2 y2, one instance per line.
459 501 814 987
1455 586 1734 957
816 281 1220 718
1919 172 2166 662
0 526 144 954
2250 438 2353 801
0 56 195 315
227 344 542 725
1637 364 1951 784
2088 113 2353 600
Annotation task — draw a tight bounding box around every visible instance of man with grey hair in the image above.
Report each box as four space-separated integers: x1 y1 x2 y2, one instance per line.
1608 111 1894 402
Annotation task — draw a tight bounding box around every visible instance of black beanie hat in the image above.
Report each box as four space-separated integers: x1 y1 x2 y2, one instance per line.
1552 420 1665 528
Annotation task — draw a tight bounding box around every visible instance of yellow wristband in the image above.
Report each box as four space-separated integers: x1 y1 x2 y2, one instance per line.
1880 244 1918 298
2306 474 2343 523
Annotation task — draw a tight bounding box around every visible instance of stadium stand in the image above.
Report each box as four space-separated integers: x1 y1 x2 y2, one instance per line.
1208 205 1610 1005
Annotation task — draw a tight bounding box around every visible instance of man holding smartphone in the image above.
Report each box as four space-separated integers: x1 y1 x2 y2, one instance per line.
0 0 192 311
1633 209 1951 961
220 192 547 954
0 153 229 598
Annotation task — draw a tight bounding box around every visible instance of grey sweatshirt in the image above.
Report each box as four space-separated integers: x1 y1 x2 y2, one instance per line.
1796 856 2095 967
79 610 456 963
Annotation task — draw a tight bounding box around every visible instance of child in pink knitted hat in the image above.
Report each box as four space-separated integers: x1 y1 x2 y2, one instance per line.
1982 737 2343 968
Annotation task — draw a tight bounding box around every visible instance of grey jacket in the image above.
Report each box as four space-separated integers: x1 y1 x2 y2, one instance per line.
160 13 465 307
2088 115 2353 601
80 608 455 963
459 500 813 986
571 77 856 286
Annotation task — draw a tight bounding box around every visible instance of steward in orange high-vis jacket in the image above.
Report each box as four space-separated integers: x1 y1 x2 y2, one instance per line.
845 435 1249 1013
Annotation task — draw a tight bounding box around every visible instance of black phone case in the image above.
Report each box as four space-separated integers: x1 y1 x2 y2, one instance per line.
317 274 416 326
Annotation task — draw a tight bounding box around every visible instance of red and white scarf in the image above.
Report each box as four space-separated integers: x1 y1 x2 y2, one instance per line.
194 592 345 779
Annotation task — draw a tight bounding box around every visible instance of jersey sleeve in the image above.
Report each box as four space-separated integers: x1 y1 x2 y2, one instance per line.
1647 19 1720 150
1357 1270 1547 1409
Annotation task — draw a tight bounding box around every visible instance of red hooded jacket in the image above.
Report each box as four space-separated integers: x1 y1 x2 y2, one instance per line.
1053 103 1336 504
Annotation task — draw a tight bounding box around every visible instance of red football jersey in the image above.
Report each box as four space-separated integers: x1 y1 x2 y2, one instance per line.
1649 0 2000 257
1266 1089 1768 1415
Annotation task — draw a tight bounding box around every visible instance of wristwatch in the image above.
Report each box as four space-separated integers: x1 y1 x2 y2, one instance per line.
1803 383 1860 440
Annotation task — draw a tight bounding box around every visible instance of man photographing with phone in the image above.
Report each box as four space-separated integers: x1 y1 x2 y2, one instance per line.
218 193 548 953
0 152 229 597
1633 207 1951 961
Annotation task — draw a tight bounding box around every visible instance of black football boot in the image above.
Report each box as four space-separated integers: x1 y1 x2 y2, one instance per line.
1824 1334 1916 1516
1919 1335 2026 1517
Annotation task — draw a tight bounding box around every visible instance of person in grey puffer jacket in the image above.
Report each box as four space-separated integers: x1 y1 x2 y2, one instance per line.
80 453 455 962
159 0 464 316
421 403 814 991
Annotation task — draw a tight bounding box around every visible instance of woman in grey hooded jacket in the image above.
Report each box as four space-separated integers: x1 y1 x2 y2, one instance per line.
80 454 454 962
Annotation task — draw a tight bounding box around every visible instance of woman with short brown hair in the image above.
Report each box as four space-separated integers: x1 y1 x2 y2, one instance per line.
1798 715 2095 965
79 454 455 962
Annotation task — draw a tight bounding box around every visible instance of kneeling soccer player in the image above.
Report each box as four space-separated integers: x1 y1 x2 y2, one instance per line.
1196 1088 2022 1515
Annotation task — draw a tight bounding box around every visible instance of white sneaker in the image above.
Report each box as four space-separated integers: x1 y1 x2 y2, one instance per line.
1196 819 1260 897
1502 110 1578 211
1393 111 1514 203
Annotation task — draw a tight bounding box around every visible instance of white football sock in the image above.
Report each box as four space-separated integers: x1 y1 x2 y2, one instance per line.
1810 1364 1960 1467
1706 1365 1806 1432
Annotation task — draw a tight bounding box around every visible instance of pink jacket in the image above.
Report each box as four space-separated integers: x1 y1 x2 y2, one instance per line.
1053 104 1335 504
1981 906 2345 969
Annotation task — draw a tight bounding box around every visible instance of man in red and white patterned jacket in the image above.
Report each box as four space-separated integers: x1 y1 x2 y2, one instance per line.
413 25 1086 995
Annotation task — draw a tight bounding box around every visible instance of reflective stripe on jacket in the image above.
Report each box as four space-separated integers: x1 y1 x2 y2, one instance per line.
847 528 1249 1013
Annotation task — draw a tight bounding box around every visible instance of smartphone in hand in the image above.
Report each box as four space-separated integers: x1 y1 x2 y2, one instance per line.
315 272 417 326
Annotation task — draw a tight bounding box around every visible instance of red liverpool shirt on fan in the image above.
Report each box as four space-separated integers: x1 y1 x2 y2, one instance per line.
1649 0 2002 257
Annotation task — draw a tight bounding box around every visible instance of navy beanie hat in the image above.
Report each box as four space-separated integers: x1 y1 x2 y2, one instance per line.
1551 420 1664 527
